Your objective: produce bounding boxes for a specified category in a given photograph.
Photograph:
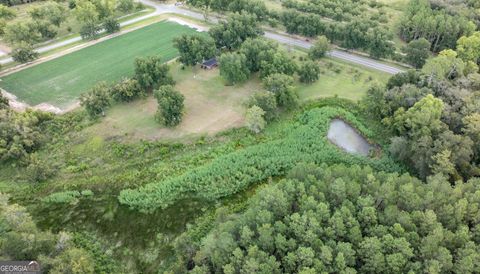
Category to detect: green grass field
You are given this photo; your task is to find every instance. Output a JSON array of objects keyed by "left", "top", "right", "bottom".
[
  {"left": 297, "top": 58, "right": 390, "bottom": 102},
  {"left": 0, "top": 21, "right": 198, "bottom": 109}
]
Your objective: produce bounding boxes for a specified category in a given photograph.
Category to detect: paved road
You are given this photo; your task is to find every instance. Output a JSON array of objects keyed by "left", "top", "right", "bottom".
[
  {"left": 149, "top": 0, "right": 405, "bottom": 74},
  {"left": 0, "top": 0, "right": 406, "bottom": 74}
]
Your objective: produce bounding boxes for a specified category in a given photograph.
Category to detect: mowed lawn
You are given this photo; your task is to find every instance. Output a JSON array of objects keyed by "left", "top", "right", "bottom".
[{"left": 0, "top": 21, "right": 198, "bottom": 109}]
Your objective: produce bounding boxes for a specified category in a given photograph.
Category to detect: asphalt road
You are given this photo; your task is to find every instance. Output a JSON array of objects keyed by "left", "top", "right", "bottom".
[{"left": 0, "top": 0, "right": 406, "bottom": 74}]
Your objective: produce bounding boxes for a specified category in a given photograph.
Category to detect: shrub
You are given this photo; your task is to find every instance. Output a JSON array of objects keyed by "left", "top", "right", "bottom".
[
  {"left": 110, "top": 78, "right": 142, "bottom": 102},
  {"left": 42, "top": 191, "right": 81, "bottom": 204},
  {"left": 247, "top": 91, "right": 278, "bottom": 121},
  {"left": 0, "top": 92, "right": 8, "bottom": 109},
  {"left": 80, "top": 22, "right": 100, "bottom": 40},
  {"left": 245, "top": 105, "right": 265, "bottom": 134},
  {"left": 79, "top": 82, "right": 111, "bottom": 118},
  {"left": 103, "top": 17, "right": 120, "bottom": 34},
  {"left": 11, "top": 43, "right": 38, "bottom": 63},
  {"left": 25, "top": 153, "right": 55, "bottom": 183},
  {"left": 81, "top": 190, "right": 93, "bottom": 197}
]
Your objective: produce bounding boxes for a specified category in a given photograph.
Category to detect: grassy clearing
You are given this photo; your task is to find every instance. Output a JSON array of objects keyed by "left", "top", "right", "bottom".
[
  {"left": 297, "top": 57, "right": 391, "bottom": 102},
  {"left": 84, "top": 62, "right": 259, "bottom": 141},
  {"left": 84, "top": 52, "right": 389, "bottom": 141},
  {"left": 0, "top": 21, "right": 198, "bottom": 109}
]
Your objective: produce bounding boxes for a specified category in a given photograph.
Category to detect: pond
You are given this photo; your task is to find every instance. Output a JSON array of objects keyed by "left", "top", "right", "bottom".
[{"left": 327, "top": 119, "right": 371, "bottom": 156}]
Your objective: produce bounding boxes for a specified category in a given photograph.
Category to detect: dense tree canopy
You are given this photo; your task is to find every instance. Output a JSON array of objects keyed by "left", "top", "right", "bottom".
[
  {"left": 363, "top": 67, "right": 480, "bottom": 180},
  {"left": 404, "top": 38, "right": 431, "bottom": 68},
  {"left": 263, "top": 73, "right": 298, "bottom": 108},
  {"left": 456, "top": 32, "right": 480, "bottom": 65},
  {"left": 179, "top": 163, "right": 480, "bottom": 273},
  {"left": 219, "top": 52, "right": 250, "bottom": 85},
  {"left": 134, "top": 55, "right": 174, "bottom": 92},
  {"left": 399, "top": 0, "right": 476, "bottom": 53},
  {"left": 0, "top": 193, "right": 116, "bottom": 273},
  {"left": 187, "top": 0, "right": 268, "bottom": 19},
  {"left": 209, "top": 12, "right": 262, "bottom": 50},
  {"left": 173, "top": 34, "right": 216, "bottom": 66},
  {"left": 0, "top": 109, "right": 50, "bottom": 162}
]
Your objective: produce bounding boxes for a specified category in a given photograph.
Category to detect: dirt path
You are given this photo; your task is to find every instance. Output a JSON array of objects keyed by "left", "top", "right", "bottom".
[{"left": 1, "top": 88, "right": 64, "bottom": 113}]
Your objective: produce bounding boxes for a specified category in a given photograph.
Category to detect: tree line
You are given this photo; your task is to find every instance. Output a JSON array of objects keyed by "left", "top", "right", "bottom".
[
  {"left": 1, "top": 0, "right": 138, "bottom": 64},
  {"left": 399, "top": 0, "right": 476, "bottom": 53}
]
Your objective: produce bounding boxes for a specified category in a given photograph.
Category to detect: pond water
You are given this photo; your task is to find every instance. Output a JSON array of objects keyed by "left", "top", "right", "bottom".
[{"left": 327, "top": 119, "right": 371, "bottom": 156}]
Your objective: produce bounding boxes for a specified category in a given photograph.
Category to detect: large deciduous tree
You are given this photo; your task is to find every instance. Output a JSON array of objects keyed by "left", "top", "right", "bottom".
[
  {"left": 134, "top": 56, "right": 174, "bottom": 92},
  {"left": 239, "top": 37, "right": 278, "bottom": 72},
  {"left": 110, "top": 77, "right": 142, "bottom": 102},
  {"left": 103, "top": 17, "right": 120, "bottom": 34},
  {"left": 209, "top": 12, "right": 262, "bottom": 50},
  {"left": 298, "top": 60, "right": 320, "bottom": 83},
  {"left": 308, "top": 35, "right": 330, "bottom": 60},
  {"left": 404, "top": 38, "right": 431, "bottom": 68},
  {"left": 456, "top": 32, "right": 480, "bottom": 65},
  {"left": 366, "top": 27, "right": 395, "bottom": 59},
  {"left": 247, "top": 91, "right": 277, "bottom": 121},
  {"left": 154, "top": 85, "right": 184, "bottom": 127},
  {"left": 173, "top": 34, "right": 216, "bottom": 66},
  {"left": 263, "top": 73, "right": 298, "bottom": 108},
  {"left": 4, "top": 20, "right": 41, "bottom": 45},
  {"left": 80, "top": 82, "right": 111, "bottom": 118},
  {"left": 259, "top": 50, "right": 297, "bottom": 78},
  {"left": 219, "top": 52, "right": 250, "bottom": 85},
  {"left": 245, "top": 105, "right": 265, "bottom": 134},
  {"left": 29, "top": 1, "right": 67, "bottom": 27}
]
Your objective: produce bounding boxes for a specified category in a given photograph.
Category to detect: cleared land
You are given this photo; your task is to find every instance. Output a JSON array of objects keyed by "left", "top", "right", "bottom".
[
  {"left": 84, "top": 56, "right": 388, "bottom": 141},
  {"left": 297, "top": 58, "right": 390, "bottom": 101},
  {"left": 0, "top": 21, "right": 198, "bottom": 109},
  {"left": 83, "top": 63, "right": 258, "bottom": 141}
]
